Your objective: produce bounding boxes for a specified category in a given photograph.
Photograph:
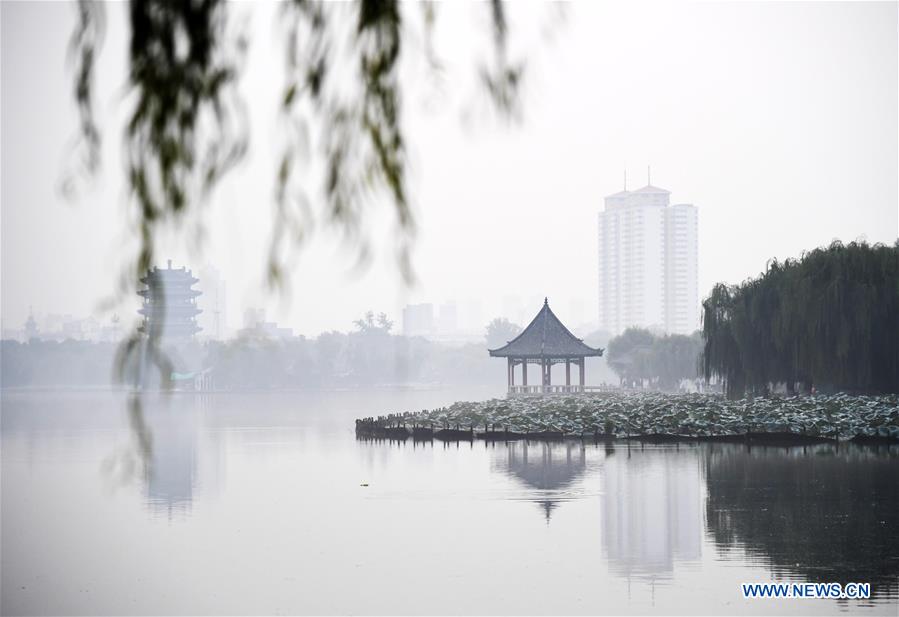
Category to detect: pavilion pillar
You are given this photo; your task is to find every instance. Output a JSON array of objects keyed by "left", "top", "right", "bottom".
[
  {"left": 522, "top": 359, "right": 528, "bottom": 387},
  {"left": 507, "top": 357, "right": 512, "bottom": 391},
  {"left": 579, "top": 358, "right": 585, "bottom": 388},
  {"left": 510, "top": 359, "right": 515, "bottom": 387},
  {"left": 565, "top": 360, "right": 571, "bottom": 387}
]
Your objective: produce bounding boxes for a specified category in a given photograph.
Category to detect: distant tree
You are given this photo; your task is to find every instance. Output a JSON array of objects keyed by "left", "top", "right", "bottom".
[
  {"left": 606, "top": 328, "right": 702, "bottom": 389},
  {"left": 353, "top": 311, "right": 393, "bottom": 334},
  {"left": 651, "top": 332, "right": 703, "bottom": 390},
  {"left": 314, "top": 330, "right": 347, "bottom": 383},
  {"left": 485, "top": 317, "right": 522, "bottom": 350},
  {"left": 606, "top": 328, "right": 656, "bottom": 386},
  {"left": 376, "top": 313, "right": 394, "bottom": 333}
]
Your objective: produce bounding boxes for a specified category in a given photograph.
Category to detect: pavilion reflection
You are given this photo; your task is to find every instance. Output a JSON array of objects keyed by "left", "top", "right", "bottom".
[
  {"left": 599, "top": 443, "right": 703, "bottom": 579},
  {"left": 492, "top": 440, "right": 589, "bottom": 521}
]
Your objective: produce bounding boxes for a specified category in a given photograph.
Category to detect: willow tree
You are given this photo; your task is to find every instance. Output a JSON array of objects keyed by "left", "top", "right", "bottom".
[
  {"left": 702, "top": 240, "right": 899, "bottom": 398},
  {"left": 68, "top": 0, "right": 553, "bottom": 383}
]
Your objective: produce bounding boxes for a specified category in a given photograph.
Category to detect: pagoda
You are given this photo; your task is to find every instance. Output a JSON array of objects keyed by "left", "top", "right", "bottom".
[
  {"left": 138, "top": 260, "right": 202, "bottom": 339},
  {"left": 489, "top": 298, "right": 603, "bottom": 395}
]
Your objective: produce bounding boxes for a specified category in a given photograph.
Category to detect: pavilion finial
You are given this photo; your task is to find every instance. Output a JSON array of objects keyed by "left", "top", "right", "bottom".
[{"left": 544, "top": 297, "right": 548, "bottom": 306}]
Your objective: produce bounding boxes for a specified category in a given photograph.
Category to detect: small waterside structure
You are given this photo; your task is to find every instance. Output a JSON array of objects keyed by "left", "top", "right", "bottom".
[{"left": 489, "top": 299, "right": 604, "bottom": 395}]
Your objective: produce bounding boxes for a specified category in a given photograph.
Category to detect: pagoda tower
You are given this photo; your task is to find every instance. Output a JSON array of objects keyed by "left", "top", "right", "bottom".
[{"left": 138, "top": 260, "right": 202, "bottom": 339}]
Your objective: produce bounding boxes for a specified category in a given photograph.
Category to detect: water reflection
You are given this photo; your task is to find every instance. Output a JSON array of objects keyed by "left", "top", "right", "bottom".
[
  {"left": 3, "top": 392, "right": 898, "bottom": 614},
  {"left": 121, "top": 397, "right": 899, "bottom": 598},
  {"left": 484, "top": 438, "right": 898, "bottom": 598},
  {"left": 492, "top": 441, "right": 588, "bottom": 520},
  {"left": 704, "top": 443, "right": 899, "bottom": 598},
  {"left": 600, "top": 443, "right": 702, "bottom": 579},
  {"left": 144, "top": 403, "right": 197, "bottom": 516}
]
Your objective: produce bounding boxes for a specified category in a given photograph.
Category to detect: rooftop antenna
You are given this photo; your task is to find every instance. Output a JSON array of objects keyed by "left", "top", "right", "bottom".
[{"left": 623, "top": 168, "right": 627, "bottom": 191}]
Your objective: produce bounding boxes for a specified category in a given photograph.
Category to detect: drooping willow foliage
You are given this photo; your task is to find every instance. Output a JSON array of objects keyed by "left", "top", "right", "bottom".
[
  {"left": 68, "top": 0, "right": 539, "bottom": 386},
  {"left": 69, "top": 0, "right": 529, "bottom": 292},
  {"left": 702, "top": 241, "right": 899, "bottom": 398}
]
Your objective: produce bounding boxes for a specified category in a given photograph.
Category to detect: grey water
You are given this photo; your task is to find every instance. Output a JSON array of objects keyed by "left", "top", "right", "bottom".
[{"left": 2, "top": 389, "right": 897, "bottom": 616}]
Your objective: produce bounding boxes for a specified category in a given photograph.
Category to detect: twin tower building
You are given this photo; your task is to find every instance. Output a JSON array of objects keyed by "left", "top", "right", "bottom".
[{"left": 597, "top": 177, "right": 699, "bottom": 336}]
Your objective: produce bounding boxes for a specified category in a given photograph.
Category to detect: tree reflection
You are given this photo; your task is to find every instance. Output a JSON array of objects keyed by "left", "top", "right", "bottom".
[{"left": 704, "top": 443, "right": 899, "bottom": 596}]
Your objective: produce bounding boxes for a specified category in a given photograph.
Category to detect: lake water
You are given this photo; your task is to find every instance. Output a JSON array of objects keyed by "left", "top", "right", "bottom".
[{"left": 2, "top": 389, "right": 897, "bottom": 615}]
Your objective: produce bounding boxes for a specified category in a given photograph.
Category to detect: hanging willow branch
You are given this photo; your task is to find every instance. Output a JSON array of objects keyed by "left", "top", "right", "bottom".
[
  {"left": 68, "top": 0, "right": 530, "bottom": 386},
  {"left": 70, "top": 0, "right": 523, "bottom": 294},
  {"left": 62, "top": 0, "right": 105, "bottom": 197},
  {"left": 702, "top": 240, "right": 899, "bottom": 398}
]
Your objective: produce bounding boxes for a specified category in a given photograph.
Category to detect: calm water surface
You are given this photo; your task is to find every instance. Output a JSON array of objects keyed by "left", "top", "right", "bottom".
[{"left": 2, "top": 389, "right": 897, "bottom": 615}]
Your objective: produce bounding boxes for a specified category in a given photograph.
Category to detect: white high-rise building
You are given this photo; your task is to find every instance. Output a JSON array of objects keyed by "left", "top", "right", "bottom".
[
  {"left": 664, "top": 203, "right": 700, "bottom": 335},
  {"left": 597, "top": 179, "right": 698, "bottom": 335}
]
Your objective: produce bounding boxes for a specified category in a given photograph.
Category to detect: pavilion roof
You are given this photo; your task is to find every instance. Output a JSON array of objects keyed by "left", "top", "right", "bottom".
[{"left": 488, "top": 299, "right": 603, "bottom": 358}]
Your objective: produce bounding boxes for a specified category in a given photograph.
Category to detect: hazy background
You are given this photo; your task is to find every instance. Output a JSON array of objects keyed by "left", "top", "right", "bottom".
[{"left": 2, "top": 1, "right": 897, "bottom": 337}]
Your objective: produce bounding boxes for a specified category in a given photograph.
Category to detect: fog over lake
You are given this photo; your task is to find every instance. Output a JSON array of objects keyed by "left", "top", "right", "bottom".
[
  {"left": 3, "top": 389, "right": 897, "bottom": 615},
  {"left": 2, "top": 1, "right": 898, "bottom": 615}
]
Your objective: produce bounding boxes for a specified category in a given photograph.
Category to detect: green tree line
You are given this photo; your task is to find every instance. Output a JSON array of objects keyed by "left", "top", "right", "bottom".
[
  {"left": 606, "top": 328, "right": 703, "bottom": 390},
  {"left": 702, "top": 240, "right": 899, "bottom": 398}
]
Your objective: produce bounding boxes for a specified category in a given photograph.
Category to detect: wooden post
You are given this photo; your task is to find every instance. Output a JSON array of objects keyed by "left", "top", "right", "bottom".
[
  {"left": 579, "top": 358, "right": 585, "bottom": 388},
  {"left": 565, "top": 360, "right": 571, "bottom": 387},
  {"left": 507, "top": 357, "right": 512, "bottom": 391},
  {"left": 510, "top": 359, "right": 515, "bottom": 387},
  {"left": 522, "top": 359, "right": 528, "bottom": 387}
]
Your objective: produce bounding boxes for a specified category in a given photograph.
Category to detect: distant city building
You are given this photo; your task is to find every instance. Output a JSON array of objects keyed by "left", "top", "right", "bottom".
[
  {"left": 402, "top": 303, "right": 434, "bottom": 337},
  {"left": 138, "top": 260, "right": 202, "bottom": 339},
  {"left": 97, "top": 314, "right": 123, "bottom": 343},
  {"left": 239, "top": 308, "right": 293, "bottom": 340},
  {"left": 437, "top": 301, "right": 458, "bottom": 334},
  {"left": 24, "top": 309, "right": 38, "bottom": 340},
  {"left": 597, "top": 175, "right": 698, "bottom": 335},
  {"left": 198, "top": 265, "right": 228, "bottom": 339},
  {"left": 243, "top": 308, "right": 265, "bottom": 329},
  {"left": 4, "top": 309, "right": 123, "bottom": 343}
]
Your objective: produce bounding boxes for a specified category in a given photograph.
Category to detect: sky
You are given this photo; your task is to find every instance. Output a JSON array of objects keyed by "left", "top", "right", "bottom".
[{"left": 2, "top": 1, "right": 897, "bottom": 338}]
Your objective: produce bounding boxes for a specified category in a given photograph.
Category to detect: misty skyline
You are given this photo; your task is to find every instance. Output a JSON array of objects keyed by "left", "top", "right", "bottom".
[{"left": 2, "top": 1, "right": 897, "bottom": 338}]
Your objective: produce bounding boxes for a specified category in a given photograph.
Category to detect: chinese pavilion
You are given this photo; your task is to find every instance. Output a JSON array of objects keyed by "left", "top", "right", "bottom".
[
  {"left": 489, "top": 298, "right": 603, "bottom": 395},
  {"left": 138, "top": 260, "right": 202, "bottom": 339}
]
